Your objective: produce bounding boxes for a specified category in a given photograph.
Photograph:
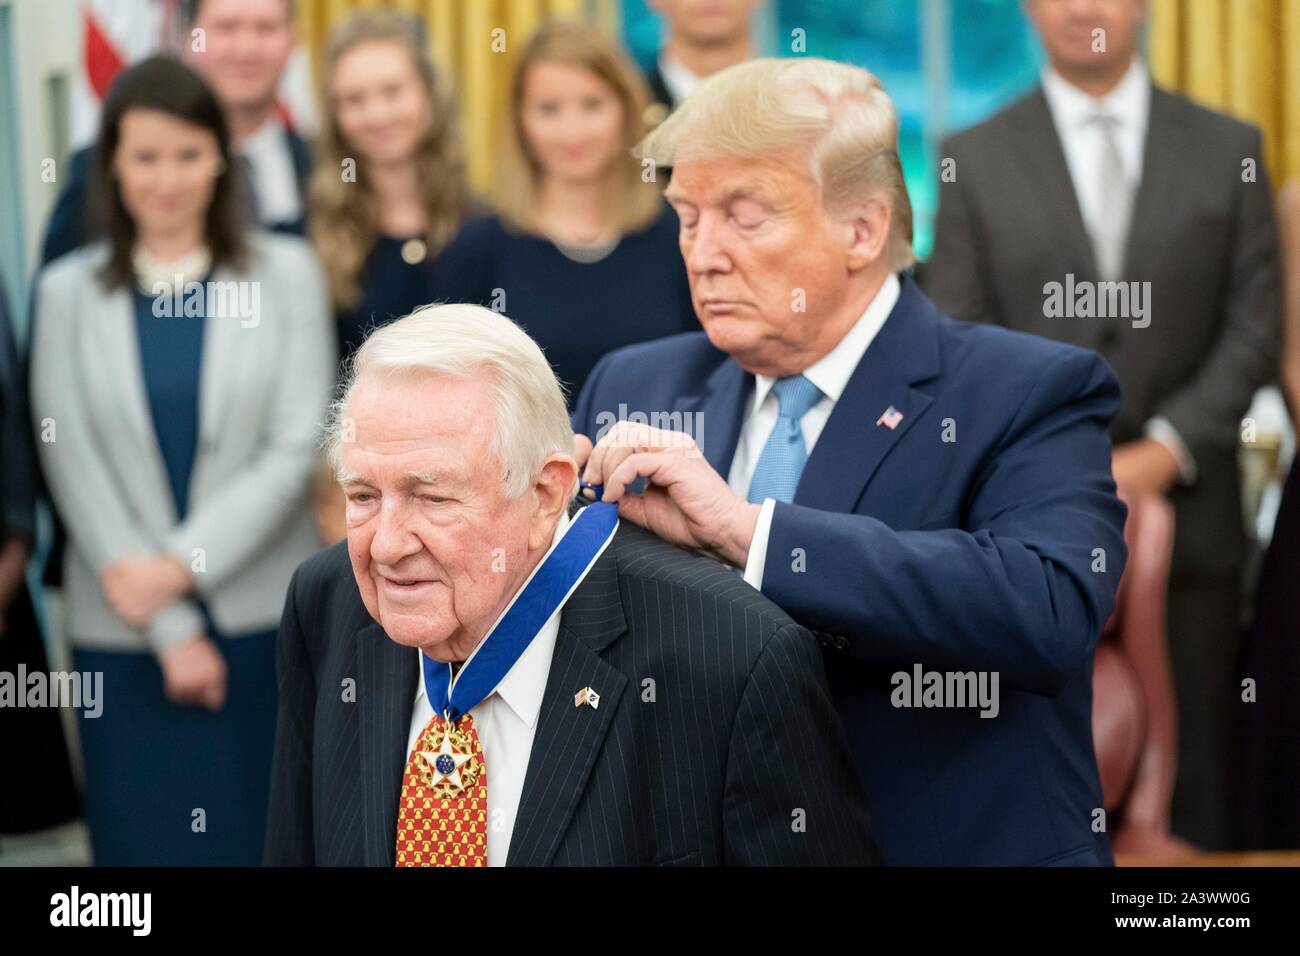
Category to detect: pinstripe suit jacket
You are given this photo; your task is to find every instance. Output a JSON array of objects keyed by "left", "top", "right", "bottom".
[{"left": 264, "top": 515, "right": 876, "bottom": 866}]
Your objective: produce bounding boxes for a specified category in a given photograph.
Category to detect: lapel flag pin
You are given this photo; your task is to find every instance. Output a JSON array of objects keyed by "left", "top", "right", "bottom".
[
  {"left": 876, "top": 405, "right": 904, "bottom": 430},
  {"left": 574, "top": 687, "right": 601, "bottom": 710}
]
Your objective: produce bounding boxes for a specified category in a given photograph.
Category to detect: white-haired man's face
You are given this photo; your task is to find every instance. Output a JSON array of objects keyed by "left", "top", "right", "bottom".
[
  {"left": 339, "top": 371, "right": 575, "bottom": 661},
  {"left": 665, "top": 152, "right": 889, "bottom": 378}
]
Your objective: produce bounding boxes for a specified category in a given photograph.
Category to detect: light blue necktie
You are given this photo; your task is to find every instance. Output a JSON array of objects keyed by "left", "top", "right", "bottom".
[{"left": 746, "top": 374, "right": 823, "bottom": 504}]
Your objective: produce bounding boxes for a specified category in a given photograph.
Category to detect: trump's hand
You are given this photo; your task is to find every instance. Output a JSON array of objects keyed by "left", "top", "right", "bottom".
[{"left": 581, "top": 421, "right": 760, "bottom": 567}]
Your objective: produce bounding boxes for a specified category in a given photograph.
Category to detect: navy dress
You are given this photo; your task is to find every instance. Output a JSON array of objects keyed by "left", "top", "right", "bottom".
[
  {"left": 337, "top": 234, "right": 448, "bottom": 364},
  {"left": 438, "top": 203, "right": 698, "bottom": 401},
  {"left": 71, "top": 285, "right": 278, "bottom": 866}
]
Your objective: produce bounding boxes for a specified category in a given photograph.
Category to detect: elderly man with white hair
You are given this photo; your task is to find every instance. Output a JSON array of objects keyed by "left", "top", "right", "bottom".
[
  {"left": 263, "top": 302, "right": 875, "bottom": 866},
  {"left": 573, "top": 58, "right": 1128, "bottom": 866}
]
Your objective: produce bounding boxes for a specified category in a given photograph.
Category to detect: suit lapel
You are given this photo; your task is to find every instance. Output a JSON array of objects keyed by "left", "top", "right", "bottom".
[
  {"left": 285, "top": 127, "right": 313, "bottom": 197},
  {"left": 675, "top": 357, "right": 751, "bottom": 477},
  {"left": 795, "top": 277, "right": 940, "bottom": 513},
  {"left": 1123, "top": 87, "right": 1187, "bottom": 277},
  {"left": 1010, "top": 88, "right": 1100, "bottom": 281},
  {"left": 356, "top": 618, "right": 418, "bottom": 866},
  {"left": 507, "top": 542, "right": 628, "bottom": 866}
]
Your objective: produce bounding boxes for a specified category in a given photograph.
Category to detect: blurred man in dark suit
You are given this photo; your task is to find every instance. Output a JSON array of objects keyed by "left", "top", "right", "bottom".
[
  {"left": 42, "top": 0, "right": 309, "bottom": 266},
  {"left": 574, "top": 57, "right": 1127, "bottom": 865},
  {"left": 924, "top": 0, "right": 1282, "bottom": 848},
  {"left": 641, "top": 0, "right": 760, "bottom": 127}
]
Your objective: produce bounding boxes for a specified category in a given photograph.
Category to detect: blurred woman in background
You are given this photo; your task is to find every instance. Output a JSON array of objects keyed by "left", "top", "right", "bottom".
[
  {"left": 29, "top": 57, "right": 335, "bottom": 865},
  {"left": 439, "top": 19, "right": 697, "bottom": 401},
  {"left": 310, "top": 10, "right": 472, "bottom": 364}
]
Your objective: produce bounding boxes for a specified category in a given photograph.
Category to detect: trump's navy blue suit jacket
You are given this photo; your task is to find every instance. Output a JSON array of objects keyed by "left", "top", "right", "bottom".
[{"left": 572, "top": 274, "right": 1128, "bottom": 866}]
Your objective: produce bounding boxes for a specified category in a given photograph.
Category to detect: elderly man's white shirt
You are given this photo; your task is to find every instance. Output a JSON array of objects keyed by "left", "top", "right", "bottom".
[{"left": 405, "top": 509, "right": 570, "bottom": 866}]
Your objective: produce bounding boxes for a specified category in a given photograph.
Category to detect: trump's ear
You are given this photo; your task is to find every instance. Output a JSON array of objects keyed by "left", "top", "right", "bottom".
[
  {"left": 529, "top": 454, "right": 580, "bottom": 550},
  {"left": 840, "top": 197, "right": 891, "bottom": 272}
]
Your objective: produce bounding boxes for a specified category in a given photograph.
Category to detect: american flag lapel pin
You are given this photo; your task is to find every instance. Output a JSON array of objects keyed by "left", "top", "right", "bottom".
[
  {"left": 574, "top": 687, "right": 600, "bottom": 709},
  {"left": 876, "top": 405, "right": 904, "bottom": 429}
]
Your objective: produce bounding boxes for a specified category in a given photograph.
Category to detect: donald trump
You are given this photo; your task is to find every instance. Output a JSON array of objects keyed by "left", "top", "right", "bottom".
[{"left": 573, "top": 58, "right": 1128, "bottom": 865}]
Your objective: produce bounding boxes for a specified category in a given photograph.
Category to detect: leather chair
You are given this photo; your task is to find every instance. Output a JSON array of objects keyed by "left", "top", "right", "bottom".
[{"left": 1092, "top": 489, "right": 1195, "bottom": 857}]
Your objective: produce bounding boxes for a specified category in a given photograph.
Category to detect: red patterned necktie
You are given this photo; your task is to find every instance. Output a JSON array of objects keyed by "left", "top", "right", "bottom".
[{"left": 394, "top": 710, "right": 488, "bottom": 866}]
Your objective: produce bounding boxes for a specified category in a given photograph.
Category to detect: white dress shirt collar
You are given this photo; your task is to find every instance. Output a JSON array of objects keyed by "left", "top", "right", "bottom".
[
  {"left": 1041, "top": 56, "right": 1151, "bottom": 144},
  {"left": 237, "top": 113, "right": 286, "bottom": 157},
  {"left": 412, "top": 508, "right": 571, "bottom": 729},
  {"left": 749, "top": 271, "right": 901, "bottom": 416},
  {"left": 235, "top": 113, "right": 303, "bottom": 224},
  {"left": 657, "top": 50, "right": 701, "bottom": 106}
]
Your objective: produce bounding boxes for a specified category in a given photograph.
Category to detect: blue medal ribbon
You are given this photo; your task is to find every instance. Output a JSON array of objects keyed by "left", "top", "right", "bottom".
[{"left": 422, "top": 500, "right": 619, "bottom": 722}]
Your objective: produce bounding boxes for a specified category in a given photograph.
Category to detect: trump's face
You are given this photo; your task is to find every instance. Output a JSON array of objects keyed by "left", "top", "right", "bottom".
[
  {"left": 665, "top": 153, "right": 863, "bottom": 378},
  {"left": 340, "top": 371, "right": 563, "bottom": 662}
]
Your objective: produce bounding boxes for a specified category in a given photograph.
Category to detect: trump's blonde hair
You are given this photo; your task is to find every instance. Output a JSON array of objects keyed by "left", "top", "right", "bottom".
[
  {"left": 637, "top": 57, "right": 915, "bottom": 271},
  {"left": 325, "top": 303, "right": 574, "bottom": 500}
]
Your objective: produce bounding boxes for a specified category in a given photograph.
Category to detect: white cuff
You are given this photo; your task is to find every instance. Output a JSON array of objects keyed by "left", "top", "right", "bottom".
[
  {"left": 742, "top": 498, "right": 777, "bottom": 591},
  {"left": 1145, "top": 416, "right": 1197, "bottom": 485}
]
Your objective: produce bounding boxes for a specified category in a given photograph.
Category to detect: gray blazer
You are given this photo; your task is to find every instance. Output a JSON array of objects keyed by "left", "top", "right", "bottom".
[
  {"left": 30, "top": 233, "right": 337, "bottom": 654},
  {"left": 923, "top": 83, "right": 1282, "bottom": 581}
]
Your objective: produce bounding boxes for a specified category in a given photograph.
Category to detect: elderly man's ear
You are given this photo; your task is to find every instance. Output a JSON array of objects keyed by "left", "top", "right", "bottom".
[
  {"left": 529, "top": 454, "right": 581, "bottom": 551},
  {"left": 839, "top": 198, "right": 892, "bottom": 272}
]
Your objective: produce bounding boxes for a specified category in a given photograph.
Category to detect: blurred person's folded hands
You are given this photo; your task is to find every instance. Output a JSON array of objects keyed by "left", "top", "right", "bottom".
[
  {"left": 102, "top": 554, "right": 192, "bottom": 628},
  {"left": 160, "top": 635, "right": 227, "bottom": 711}
]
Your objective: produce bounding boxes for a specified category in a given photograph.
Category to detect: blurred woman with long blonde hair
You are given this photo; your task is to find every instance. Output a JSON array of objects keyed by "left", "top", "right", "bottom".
[
  {"left": 310, "top": 10, "right": 472, "bottom": 361},
  {"left": 439, "top": 19, "right": 696, "bottom": 400}
]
